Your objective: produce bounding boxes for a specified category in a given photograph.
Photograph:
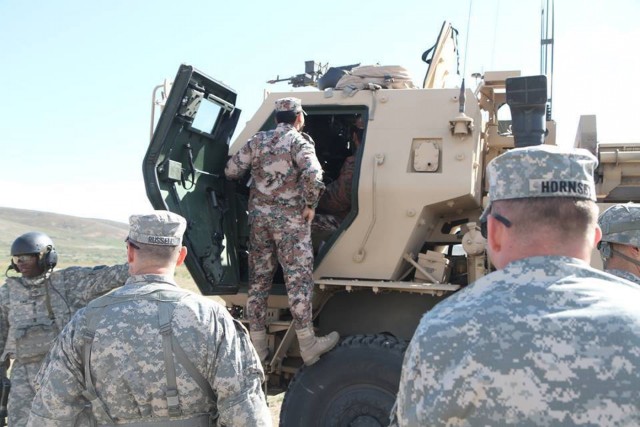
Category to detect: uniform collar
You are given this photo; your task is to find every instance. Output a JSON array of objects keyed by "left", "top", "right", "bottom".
[{"left": 125, "top": 274, "right": 178, "bottom": 287}]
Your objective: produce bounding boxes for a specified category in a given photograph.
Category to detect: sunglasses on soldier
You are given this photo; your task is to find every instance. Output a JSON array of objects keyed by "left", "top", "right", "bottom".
[
  {"left": 12, "top": 254, "right": 37, "bottom": 264},
  {"left": 480, "top": 213, "right": 513, "bottom": 239},
  {"left": 125, "top": 237, "right": 141, "bottom": 250}
]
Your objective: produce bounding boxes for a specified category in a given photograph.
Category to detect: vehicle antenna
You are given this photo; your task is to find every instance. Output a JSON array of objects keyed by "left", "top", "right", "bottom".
[
  {"left": 458, "top": 0, "right": 473, "bottom": 114},
  {"left": 540, "top": 0, "right": 555, "bottom": 120},
  {"left": 462, "top": 0, "right": 473, "bottom": 81},
  {"left": 490, "top": 0, "right": 501, "bottom": 70}
]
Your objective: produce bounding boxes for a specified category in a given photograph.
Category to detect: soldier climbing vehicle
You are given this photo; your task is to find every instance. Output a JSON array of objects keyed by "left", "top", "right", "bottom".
[{"left": 143, "top": 19, "right": 640, "bottom": 426}]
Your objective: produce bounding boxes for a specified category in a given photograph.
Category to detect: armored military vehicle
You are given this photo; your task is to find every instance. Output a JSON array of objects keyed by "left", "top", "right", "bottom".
[{"left": 143, "top": 20, "right": 639, "bottom": 426}]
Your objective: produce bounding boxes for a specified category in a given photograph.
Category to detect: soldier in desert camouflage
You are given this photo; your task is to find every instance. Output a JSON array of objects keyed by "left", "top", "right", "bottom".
[
  {"left": 0, "top": 231, "right": 128, "bottom": 427},
  {"left": 313, "top": 115, "right": 364, "bottom": 235},
  {"left": 225, "top": 97, "right": 339, "bottom": 366},
  {"left": 391, "top": 145, "right": 640, "bottom": 426},
  {"left": 27, "top": 211, "right": 270, "bottom": 426},
  {"left": 597, "top": 202, "right": 640, "bottom": 284}
]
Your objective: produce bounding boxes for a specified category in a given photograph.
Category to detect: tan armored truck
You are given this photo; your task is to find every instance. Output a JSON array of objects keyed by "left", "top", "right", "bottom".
[{"left": 143, "top": 22, "right": 639, "bottom": 426}]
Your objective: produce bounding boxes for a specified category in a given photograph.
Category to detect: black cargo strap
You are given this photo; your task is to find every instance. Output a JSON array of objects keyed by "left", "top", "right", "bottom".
[
  {"left": 82, "top": 306, "right": 115, "bottom": 425},
  {"left": 180, "top": 143, "right": 196, "bottom": 190}
]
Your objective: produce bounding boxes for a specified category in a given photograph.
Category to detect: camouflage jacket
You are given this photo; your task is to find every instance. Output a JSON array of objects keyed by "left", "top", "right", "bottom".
[
  {"left": 225, "top": 122, "right": 324, "bottom": 218},
  {"left": 605, "top": 268, "right": 640, "bottom": 285},
  {"left": 391, "top": 256, "right": 640, "bottom": 426},
  {"left": 27, "top": 274, "right": 271, "bottom": 427},
  {"left": 317, "top": 155, "right": 355, "bottom": 220},
  {"left": 0, "top": 264, "right": 128, "bottom": 364}
]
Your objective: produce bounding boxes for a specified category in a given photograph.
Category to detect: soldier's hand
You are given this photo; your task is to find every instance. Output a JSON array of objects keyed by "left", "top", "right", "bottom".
[{"left": 303, "top": 206, "right": 315, "bottom": 223}]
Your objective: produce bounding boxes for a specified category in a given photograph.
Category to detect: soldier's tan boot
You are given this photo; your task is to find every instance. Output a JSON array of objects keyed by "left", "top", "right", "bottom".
[
  {"left": 250, "top": 330, "right": 269, "bottom": 363},
  {"left": 295, "top": 325, "right": 339, "bottom": 366}
]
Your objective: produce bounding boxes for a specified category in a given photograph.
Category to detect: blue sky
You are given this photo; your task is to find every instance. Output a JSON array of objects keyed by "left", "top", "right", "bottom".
[{"left": 1, "top": 0, "right": 638, "bottom": 223}]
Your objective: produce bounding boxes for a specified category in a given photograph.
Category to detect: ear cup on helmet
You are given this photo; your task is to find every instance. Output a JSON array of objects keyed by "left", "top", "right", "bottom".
[
  {"left": 40, "top": 245, "right": 58, "bottom": 271},
  {"left": 598, "top": 241, "right": 612, "bottom": 258}
]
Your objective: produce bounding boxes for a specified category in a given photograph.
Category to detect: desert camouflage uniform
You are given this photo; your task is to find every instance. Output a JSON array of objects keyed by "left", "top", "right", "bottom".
[
  {"left": 391, "top": 256, "right": 640, "bottom": 426},
  {"left": 27, "top": 274, "right": 270, "bottom": 426},
  {"left": 313, "top": 155, "right": 355, "bottom": 234},
  {"left": 0, "top": 264, "right": 128, "bottom": 427},
  {"left": 311, "top": 214, "right": 342, "bottom": 234},
  {"left": 318, "top": 155, "right": 355, "bottom": 219},
  {"left": 225, "top": 121, "right": 324, "bottom": 331}
]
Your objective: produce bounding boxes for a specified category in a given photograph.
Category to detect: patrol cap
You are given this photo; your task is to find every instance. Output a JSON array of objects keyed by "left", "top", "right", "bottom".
[
  {"left": 274, "top": 97, "right": 306, "bottom": 115},
  {"left": 480, "top": 145, "right": 597, "bottom": 221},
  {"left": 598, "top": 203, "right": 640, "bottom": 247},
  {"left": 128, "top": 210, "right": 186, "bottom": 246}
]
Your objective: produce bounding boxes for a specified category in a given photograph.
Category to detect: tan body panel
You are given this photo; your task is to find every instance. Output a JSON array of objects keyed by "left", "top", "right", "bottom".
[{"left": 232, "top": 88, "right": 483, "bottom": 281}]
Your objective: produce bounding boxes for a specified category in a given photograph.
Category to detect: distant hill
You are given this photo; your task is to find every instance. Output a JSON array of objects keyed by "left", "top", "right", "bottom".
[
  {"left": 0, "top": 207, "right": 199, "bottom": 292},
  {"left": 0, "top": 207, "right": 129, "bottom": 268}
]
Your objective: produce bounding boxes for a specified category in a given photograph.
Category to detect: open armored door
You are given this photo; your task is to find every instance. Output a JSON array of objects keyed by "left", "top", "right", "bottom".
[
  {"left": 422, "top": 21, "right": 460, "bottom": 89},
  {"left": 143, "top": 64, "right": 242, "bottom": 295}
]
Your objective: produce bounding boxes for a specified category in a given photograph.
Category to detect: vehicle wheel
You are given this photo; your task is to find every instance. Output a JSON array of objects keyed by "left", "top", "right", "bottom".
[{"left": 279, "top": 334, "right": 407, "bottom": 427}]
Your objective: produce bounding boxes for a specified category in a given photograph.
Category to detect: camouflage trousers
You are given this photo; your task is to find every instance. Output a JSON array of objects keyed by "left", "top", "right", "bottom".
[
  {"left": 7, "top": 359, "right": 41, "bottom": 427},
  {"left": 247, "top": 214, "right": 314, "bottom": 331},
  {"left": 7, "top": 358, "right": 93, "bottom": 426}
]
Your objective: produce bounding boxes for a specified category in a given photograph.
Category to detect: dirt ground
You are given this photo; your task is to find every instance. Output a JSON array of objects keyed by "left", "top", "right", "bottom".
[{"left": 268, "top": 393, "right": 284, "bottom": 425}]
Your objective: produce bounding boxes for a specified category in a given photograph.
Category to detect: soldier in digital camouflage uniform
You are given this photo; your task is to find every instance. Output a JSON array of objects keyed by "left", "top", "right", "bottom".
[
  {"left": 27, "top": 211, "right": 270, "bottom": 427},
  {"left": 225, "top": 97, "right": 339, "bottom": 366},
  {"left": 0, "top": 231, "right": 128, "bottom": 427},
  {"left": 597, "top": 203, "right": 640, "bottom": 284},
  {"left": 391, "top": 145, "right": 640, "bottom": 426},
  {"left": 313, "top": 115, "right": 364, "bottom": 234}
]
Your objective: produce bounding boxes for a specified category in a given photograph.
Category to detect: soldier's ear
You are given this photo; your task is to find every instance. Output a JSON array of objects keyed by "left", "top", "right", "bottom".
[
  {"left": 592, "top": 224, "right": 602, "bottom": 253},
  {"left": 487, "top": 215, "right": 503, "bottom": 247},
  {"left": 486, "top": 215, "right": 508, "bottom": 268},
  {"left": 127, "top": 245, "right": 136, "bottom": 264},
  {"left": 176, "top": 247, "right": 188, "bottom": 267}
]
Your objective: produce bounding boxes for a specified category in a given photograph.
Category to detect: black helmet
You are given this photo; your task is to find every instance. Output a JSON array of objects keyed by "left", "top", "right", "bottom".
[{"left": 10, "top": 232, "right": 58, "bottom": 271}]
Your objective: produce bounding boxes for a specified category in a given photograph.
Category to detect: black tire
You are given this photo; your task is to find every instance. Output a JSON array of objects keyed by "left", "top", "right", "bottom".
[{"left": 279, "top": 334, "right": 407, "bottom": 427}]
